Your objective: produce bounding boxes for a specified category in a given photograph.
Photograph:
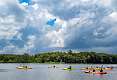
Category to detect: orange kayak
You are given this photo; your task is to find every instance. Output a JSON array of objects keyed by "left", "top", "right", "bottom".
[{"left": 104, "top": 68, "right": 112, "bottom": 70}]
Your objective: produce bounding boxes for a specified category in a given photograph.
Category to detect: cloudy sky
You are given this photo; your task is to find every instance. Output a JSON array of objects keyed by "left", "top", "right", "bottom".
[{"left": 0, "top": 0, "right": 117, "bottom": 54}]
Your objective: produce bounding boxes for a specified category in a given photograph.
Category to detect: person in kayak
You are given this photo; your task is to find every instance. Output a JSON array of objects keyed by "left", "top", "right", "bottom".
[
  {"left": 100, "top": 65, "right": 104, "bottom": 72},
  {"left": 92, "top": 69, "right": 95, "bottom": 72},
  {"left": 68, "top": 66, "right": 72, "bottom": 69},
  {"left": 86, "top": 67, "right": 88, "bottom": 69},
  {"left": 53, "top": 65, "right": 56, "bottom": 68},
  {"left": 100, "top": 68, "right": 103, "bottom": 72}
]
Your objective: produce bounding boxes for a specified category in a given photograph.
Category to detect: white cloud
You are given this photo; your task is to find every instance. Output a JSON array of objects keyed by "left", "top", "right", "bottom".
[
  {"left": 109, "top": 12, "right": 117, "bottom": 21},
  {"left": 0, "top": 0, "right": 117, "bottom": 53},
  {"left": 21, "top": 2, "right": 29, "bottom": 7},
  {"left": 24, "top": 35, "right": 36, "bottom": 50},
  {"left": 32, "top": 3, "right": 39, "bottom": 10},
  {"left": 45, "top": 30, "right": 64, "bottom": 48},
  {"left": 100, "top": 0, "right": 111, "bottom": 6},
  {"left": 0, "top": 15, "right": 25, "bottom": 39},
  {"left": 0, "top": 0, "right": 27, "bottom": 40}
]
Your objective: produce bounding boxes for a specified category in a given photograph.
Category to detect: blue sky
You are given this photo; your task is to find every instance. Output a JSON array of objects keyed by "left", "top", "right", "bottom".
[
  {"left": 19, "top": 0, "right": 31, "bottom": 4},
  {"left": 46, "top": 18, "right": 56, "bottom": 26},
  {"left": 0, "top": 0, "right": 117, "bottom": 54}
]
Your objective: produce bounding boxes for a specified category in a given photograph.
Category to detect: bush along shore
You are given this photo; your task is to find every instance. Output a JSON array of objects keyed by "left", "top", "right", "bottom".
[{"left": 0, "top": 50, "right": 117, "bottom": 64}]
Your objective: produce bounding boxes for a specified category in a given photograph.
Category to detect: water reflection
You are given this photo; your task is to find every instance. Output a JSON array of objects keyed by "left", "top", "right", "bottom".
[{"left": 0, "top": 69, "right": 9, "bottom": 72}]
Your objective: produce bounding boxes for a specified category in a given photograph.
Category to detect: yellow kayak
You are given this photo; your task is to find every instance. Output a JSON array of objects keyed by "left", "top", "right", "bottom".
[
  {"left": 63, "top": 68, "right": 75, "bottom": 70},
  {"left": 16, "top": 66, "right": 32, "bottom": 70}
]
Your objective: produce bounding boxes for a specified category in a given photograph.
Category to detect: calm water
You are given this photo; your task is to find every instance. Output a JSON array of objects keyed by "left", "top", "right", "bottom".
[{"left": 0, "top": 64, "right": 117, "bottom": 80}]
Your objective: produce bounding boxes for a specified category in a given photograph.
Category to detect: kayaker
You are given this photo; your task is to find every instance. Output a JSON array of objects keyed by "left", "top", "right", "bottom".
[
  {"left": 24, "top": 66, "right": 27, "bottom": 68},
  {"left": 96, "top": 66, "right": 98, "bottom": 68},
  {"left": 100, "top": 68, "right": 103, "bottom": 72},
  {"left": 53, "top": 65, "right": 56, "bottom": 68},
  {"left": 100, "top": 65, "right": 103, "bottom": 72},
  {"left": 86, "top": 67, "right": 88, "bottom": 69},
  {"left": 68, "top": 66, "right": 72, "bottom": 69},
  {"left": 92, "top": 69, "right": 95, "bottom": 72}
]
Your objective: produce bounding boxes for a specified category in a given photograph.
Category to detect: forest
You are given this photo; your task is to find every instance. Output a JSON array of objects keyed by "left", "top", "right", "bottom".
[{"left": 0, "top": 50, "right": 117, "bottom": 64}]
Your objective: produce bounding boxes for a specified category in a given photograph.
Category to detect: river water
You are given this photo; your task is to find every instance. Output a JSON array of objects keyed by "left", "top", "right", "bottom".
[{"left": 0, "top": 64, "right": 117, "bottom": 80}]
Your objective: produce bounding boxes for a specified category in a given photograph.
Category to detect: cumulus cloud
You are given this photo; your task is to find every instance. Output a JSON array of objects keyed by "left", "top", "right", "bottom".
[
  {"left": 24, "top": 35, "right": 36, "bottom": 51},
  {"left": 0, "top": 0, "right": 27, "bottom": 53},
  {"left": 0, "top": 0, "right": 27, "bottom": 40},
  {"left": 0, "top": 0, "right": 117, "bottom": 53}
]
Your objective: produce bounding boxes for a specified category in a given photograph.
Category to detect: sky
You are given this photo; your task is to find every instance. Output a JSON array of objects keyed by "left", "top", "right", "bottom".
[{"left": 0, "top": 0, "right": 117, "bottom": 54}]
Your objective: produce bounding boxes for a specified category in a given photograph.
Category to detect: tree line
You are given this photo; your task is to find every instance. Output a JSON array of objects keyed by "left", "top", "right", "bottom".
[{"left": 0, "top": 50, "right": 117, "bottom": 64}]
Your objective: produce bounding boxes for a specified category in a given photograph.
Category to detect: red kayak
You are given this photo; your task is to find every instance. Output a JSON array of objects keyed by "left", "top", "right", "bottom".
[
  {"left": 94, "top": 72, "right": 107, "bottom": 74},
  {"left": 84, "top": 71, "right": 107, "bottom": 74}
]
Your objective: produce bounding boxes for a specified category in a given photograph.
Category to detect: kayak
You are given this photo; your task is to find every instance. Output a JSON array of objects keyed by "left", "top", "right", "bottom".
[
  {"left": 63, "top": 68, "right": 75, "bottom": 70},
  {"left": 81, "top": 68, "right": 88, "bottom": 70},
  {"left": 81, "top": 67, "right": 112, "bottom": 70},
  {"left": 48, "top": 66, "right": 59, "bottom": 68},
  {"left": 16, "top": 66, "right": 32, "bottom": 69},
  {"left": 104, "top": 68, "right": 112, "bottom": 70},
  {"left": 84, "top": 71, "right": 107, "bottom": 74},
  {"left": 94, "top": 68, "right": 112, "bottom": 70},
  {"left": 63, "top": 68, "right": 71, "bottom": 70},
  {"left": 16, "top": 67, "right": 32, "bottom": 69},
  {"left": 94, "top": 72, "right": 107, "bottom": 74},
  {"left": 84, "top": 71, "right": 92, "bottom": 73}
]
